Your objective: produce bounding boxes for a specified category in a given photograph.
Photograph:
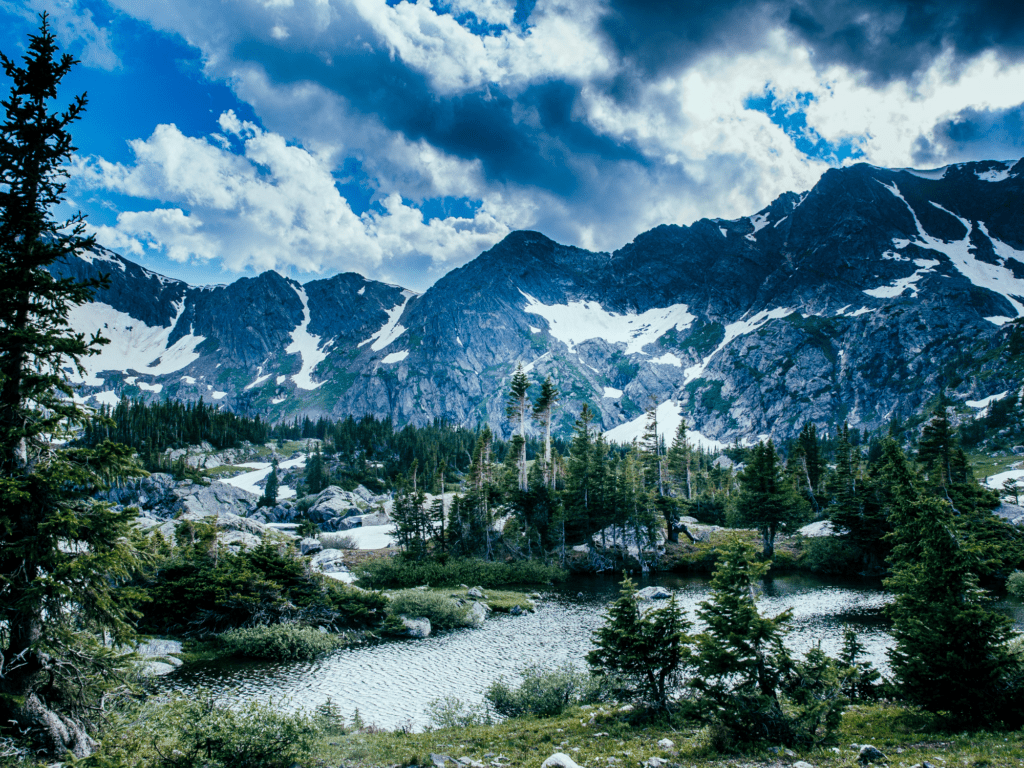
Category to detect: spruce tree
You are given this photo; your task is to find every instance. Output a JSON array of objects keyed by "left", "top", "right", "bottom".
[
  {"left": 735, "top": 441, "right": 807, "bottom": 559},
  {"left": 587, "top": 576, "right": 691, "bottom": 709},
  {"left": 505, "top": 364, "right": 531, "bottom": 492},
  {"left": 259, "top": 458, "right": 280, "bottom": 508},
  {"left": 0, "top": 17, "right": 145, "bottom": 757}
]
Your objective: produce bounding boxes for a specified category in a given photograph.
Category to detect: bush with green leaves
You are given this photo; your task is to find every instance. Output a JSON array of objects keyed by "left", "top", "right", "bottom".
[
  {"left": 485, "top": 663, "right": 610, "bottom": 718},
  {"left": 800, "top": 536, "right": 861, "bottom": 575},
  {"left": 385, "top": 590, "right": 473, "bottom": 630},
  {"left": 1008, "top": 570, "right": 1024, "bottom": 600},
  {"left": 319, "top": 531, "right": 358, "bottom": 549},
  {"left": 354, "top": 556, "right": 565, "bottom": 589},
  {"left": 146, "top": 693, "right": 320, "bottom": 768},
  {"left": 425, "top": 695, "right": 492, "bottom": 729},
  {"left": 219, "top": 624, "right": 346, "bottom": 661}
]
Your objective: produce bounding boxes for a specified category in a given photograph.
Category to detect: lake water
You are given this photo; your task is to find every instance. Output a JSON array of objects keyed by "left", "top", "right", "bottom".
[{"left": 155, "top": 573, "right": 1024, "bottom": 730}]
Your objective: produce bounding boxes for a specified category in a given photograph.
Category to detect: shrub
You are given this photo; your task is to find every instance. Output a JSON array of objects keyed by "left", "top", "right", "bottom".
[
  {"left": 354, "top": 556, "right": 566, "bottom": 589},
  {"left": 219, "top": 624, "right": 345, "bottom": 661},
  {"left": 800, "top": 536, "right": 861, "bottom": 575},
  {"left": 1008, "top": 570, "right": 1024, "bottom": 600},
  {"left": 485, "top": 663, "right": 611, "bottom": 718},
  {"left": 146, "top": 693, "right": 320, "bottom": 768},
  {"left": 424, "top": 695, "right": 491, "bottom": 729},
  {"left": 319, "top": 531, "right": 358, "bottom": 549},
  {"left": 385, "top": 590, "right": 472, "bottom": 630}
]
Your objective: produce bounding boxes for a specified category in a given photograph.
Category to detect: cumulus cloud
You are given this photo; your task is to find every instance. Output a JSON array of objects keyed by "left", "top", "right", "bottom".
[
  {"left": 72, "top": 112, "right": 509, "bottom": 289},
  {"left": 75, "top": 0, "right": 1024, "bottom": 288},
  {"left": 2, "top": 0, "right": 120, "bottom": 69}
]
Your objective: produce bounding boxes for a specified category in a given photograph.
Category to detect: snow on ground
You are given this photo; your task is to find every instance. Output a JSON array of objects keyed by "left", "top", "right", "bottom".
[
  {"left": 212, "top": 391, "right": 227, "bottom": 400},
  {"left": 966, "top": 391, "right": 1009, "bottom": 419},
  {"left": 718, "top": 226, "right": 727, "bottom": 237},
  {"left": 895, "top": 164, "right": 949, "bottom": 180},
  {"left": 381, "top": 350, "right": 409, "bottom": 364},
  {"left": 220, "top": 457, "right": 306, "bottom": 499},
  {"left": 343, "top": 523, "right": 397, "bottom": 550},
  {"left": 650, "top": 352, "right": 682, "bottom": 367},
  {"left": 78, "top": 248, "right": 126, "bottom": 270},
  {"left": 976, "top": 163, "right": 1012, "bottom": 183},
  {"left": 66, "top": 300, "right": 205, "bottom": 385},
  {"left": 603, "top": 386, "right": 623, "bottom": 399},
  {"left": 684, "top": 307, "right": 795, "bottom": 384},
  {"left": 985, "top": 468, "right": 1024, "bottom": 491},
  {"left": 863, "top": 258, "right": 939, "bottom": 299},
  {"left": 181, "top": 375, "right": 196, "bottom": 384},
  {"left": 873, "top": 181, "right": 1024, "bottom": 322},
  {"left": 92, "top": 391, "right": 121, "bottom": 406},
  {"left": 359, "top": 292, "right": 414, "bottom": 351},
  {"left": 749, "top": 211, "right": 770, "bottom": 234},
  {"left": 604, "top": 400, "right": 729, "bottom": 451},
  {"left": 285, "top": 285, "right": 329, "bottom": 390},
  {"left": 323, "top": 571, "right": 358, "bottom": 583},
  {"left": 138, "top": 381, "right": 163, "bottom": 393},
  {"left": 519, "top": 290, "right": 695, "bottom": 355}
]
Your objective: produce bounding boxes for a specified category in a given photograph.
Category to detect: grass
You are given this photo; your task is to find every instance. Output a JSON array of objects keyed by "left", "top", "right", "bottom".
[
  {"left": 306, "top": 702, "right": 1024, "bottom": 768},
  {"left": 967, "top": 449, "right": 1022, "bottom": 484},
  {"left": 353, "top": 556, "right": 567, "bottom": 589}
]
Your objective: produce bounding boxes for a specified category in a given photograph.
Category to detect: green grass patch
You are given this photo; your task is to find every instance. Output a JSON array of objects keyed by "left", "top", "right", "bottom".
[
  {"left": 219, "top": 624, "right": 349, "bottom": 661},
  {"left": 353, "top": 557, "right": 567, "bottom": 590},
  {"left": 384, "top": 589, "right": 474, "bottom": 630}
]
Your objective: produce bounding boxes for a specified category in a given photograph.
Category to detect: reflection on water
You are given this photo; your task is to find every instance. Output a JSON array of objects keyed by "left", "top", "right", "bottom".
[{"left": 155, "top": 573, "right": 1022, "bottom": 731}]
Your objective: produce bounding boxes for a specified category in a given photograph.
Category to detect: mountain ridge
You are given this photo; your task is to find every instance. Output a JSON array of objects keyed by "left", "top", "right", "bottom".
[{"left": 57, "top": 158, "right": 1024, "bottom": 444}]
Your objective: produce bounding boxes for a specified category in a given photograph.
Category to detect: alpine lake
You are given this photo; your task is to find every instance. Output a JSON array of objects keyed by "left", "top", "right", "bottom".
[{"left": 154, "top": 573, "right": 1024, "bottom": 730}]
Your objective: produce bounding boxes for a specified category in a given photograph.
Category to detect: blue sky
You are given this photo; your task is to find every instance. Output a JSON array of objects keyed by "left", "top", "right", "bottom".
[{"left": 2, "top": 0, "right": 1023, "bottom": 291}]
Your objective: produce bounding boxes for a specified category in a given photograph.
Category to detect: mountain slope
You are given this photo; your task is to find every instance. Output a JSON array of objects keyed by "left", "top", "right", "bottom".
[{"left": 59, "top": 158, "right": 1024, "bottom": 443}]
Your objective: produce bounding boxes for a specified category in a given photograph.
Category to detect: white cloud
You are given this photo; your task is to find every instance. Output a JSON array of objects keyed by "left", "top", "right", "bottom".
[
  {"left": 3, "top": 0, "right": 121, "bottom": 70},
  {"left": 72, "top": 113, "right": 508, "bottom": 288}
]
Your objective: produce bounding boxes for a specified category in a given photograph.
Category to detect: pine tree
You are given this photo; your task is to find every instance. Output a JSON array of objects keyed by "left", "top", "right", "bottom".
[
  {"left": 917, "top": 405, "right": 954, "bottom": 491},
  {"left": 587, "top": 576, "right": 691, "bottom": 709},
  {"left": 0, "top": 17, "right": 145, "bottom": 757},
  {"left": 505, "top": 364, "right": 531, "bottom": 492},
  {"left": 532, "top": 376, "right": 559, "bottom": 487},
  {"left": 259, "top": 458, "right": 280, "bottom": 508},
  {"left": 305, "top": 445, "right": 329, "bottom": 495},
  {"left": 735, "top": 441, "right": 808, "bottom": 559},
  {"left": 694, "top": 538, "right": 795, "bottom": 743}
]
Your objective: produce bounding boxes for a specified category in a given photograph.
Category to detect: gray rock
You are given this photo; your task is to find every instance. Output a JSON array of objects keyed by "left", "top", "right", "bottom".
[
  {"left": 637, "top": 586, "right": 671, "bottom": 600},
  {"left": 430, "top": 754, "right": 453, "bottom": 767},
  {"left": 217, "top": 529, "right": 261, "bottom": 550},
  {"left": 656, "top": 738, "right": 674, "bottom": 749},
  {"left": 467, "top": 601, "right": 489, "bottom": 627},
  {"left": 310, "top": 548, "right": 348, "bottom": 573},
  {"left": 299, "top": 537, "right": 323, "bottom": 555},
  {"left": 509, "top": 605, "right": 523, "bottom": 616},
  {"left": 141, "top": 661, "right": 178, "bottom": 676},
  {"left": 399, "top": 615, "right": 431, "bottom": 638},
  {"left": 306, "top": 486, "right": 373, "bottom": 523},
  {"left": 858, "top": 745, "right": 886, "bottom": 764},
  {"left": 793, "top": 762, "right": 814, "bottom": 768},
  {"left": 541, "top": 755, "right": 582, "bottom": 768},
  {"left": 994, "top": 502, "right": 1024, "bottom": 525},
  {"left": 467, "top": 586, "right": 485, "bottom": 598},
  {"left": 135, "top": 638, "right": 183, "bottom": 658},
  {"left": 645, "top": 758, "right": 667, "bottom": 768}
]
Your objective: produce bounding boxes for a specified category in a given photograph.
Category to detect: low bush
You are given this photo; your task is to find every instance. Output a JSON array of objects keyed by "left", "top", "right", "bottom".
[
  {"left": 385, "top": 590, "right": 473, "bottom": 630},
  {"left": 1008, "top": 570, "right": 1024, "bottom": 600},
  {"left": 219, "top": 624, "right": 346, "bottom": 661},
  {"left": 485, "top": 663, "right": 611, "bottom": 718},
  {"left": 425, "top": 695, "right": 492, "bottom": 729},
  {"left": 354, "top": 556, "right": 566, "bottom": 589},
  {"left": 319, "top": 531, "right": 358, "bottom": 550}
]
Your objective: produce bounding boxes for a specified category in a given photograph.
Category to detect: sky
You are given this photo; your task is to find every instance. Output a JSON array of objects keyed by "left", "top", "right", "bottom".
[{"left": 2, "top": 0, "right": 1023, "bottom": 292}]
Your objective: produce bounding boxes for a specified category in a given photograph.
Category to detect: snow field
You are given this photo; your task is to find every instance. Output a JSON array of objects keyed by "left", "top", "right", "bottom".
[
  {"left": 220, "top": 456, "right": 307, "bottom": 499},
  {"left": 604, "top": 399, "right": 729, "bottom": 452},
  {"left": 285, "top": 284, "right": 329, "bottom": 390}
]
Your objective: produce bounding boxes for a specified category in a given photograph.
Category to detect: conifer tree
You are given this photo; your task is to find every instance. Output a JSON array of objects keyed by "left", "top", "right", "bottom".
[
  {"left": 587, "top": 576, "right": 691, "bottom": 709},
  {"left": 505, "top": 364, "right": 532, "bottom": 492},
  {"left": 304, "top": 445, "right": 329, "bottom": 495},
  {"left": 916, "top": 405, "right": 954, "bottom": 491},
  {"left": 259, "top": 458, "right": 280, "bottom": 508},
  {"left": 532, "top": 375, "right": 559, "bottom": 487},
  {"left": 0, "top": 17, "right": 145, "bottom": 757},
  {"left": 735, "top": 441, "right": 807, "bottom": 559}
]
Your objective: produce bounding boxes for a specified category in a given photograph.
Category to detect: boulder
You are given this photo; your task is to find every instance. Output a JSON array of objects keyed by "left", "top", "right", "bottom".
[
  {"left": 637, "top": 586, "right": 671, "bottom": 600},
  {"left": 541, "top": 754, "right": 582, "bottom": 768},
  {"left": 135, "top": 638, "right": 183, "bottom": 658},
  {"left": 656, "top": 738, "right": 674, "bottom": 749},
  {"left": 645, "top": 758, "right": 667, "bottom": 768},
  {"left": 467, "top": 586, "right": 486, "bottom": 598},
  {"left": 799, "top": 520, "right": 840, "bottom": 537},
  {"left": 994, "top": 502, "right": 1024, "bottom": 525},
  {"left": 217, "top": 530, "right": 262, "bottom": 550},
  {"left": 299, "top": 537, "right": 323, "bottom": 555},
  {"left": 467, "top": 601, "right": 490, "bottom": 627},
  {"left": 310, "top": 548, "right": 348, "bottom": 573},
  {"left": 399, "top": 615, "right": 431, "bottom": 638},
  {"left": 306, "top": 486, "right": 375, "bottom": 524},
  {"left": 793, "top": 762, "right": 814, "bottom": 768},
  {"left": 858, "top": 745, "right": 886, "bottom": 764}
]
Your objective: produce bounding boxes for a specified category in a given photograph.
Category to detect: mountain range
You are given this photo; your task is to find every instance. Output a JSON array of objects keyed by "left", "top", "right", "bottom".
[{"left": 54, "top": 158, "right": 1024, "bottom": 445}]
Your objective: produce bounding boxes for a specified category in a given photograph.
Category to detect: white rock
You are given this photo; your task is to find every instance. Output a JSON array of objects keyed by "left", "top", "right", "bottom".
[
  {"left": 399, "top": 615, "right": 431, "bottom": 638},
  {"left": 646, "top": 758, "right": 667, "bottom": 768},
  {"left": 656, "top": 738, "right": 674, "bottom": 749},
  {"left": 467, "top": 601, "right": 489, "bottom": 627},
  {"left": 793, "top": 762, "right": 815, "bottom": 768},
  {"left": 310, "top": 548, "right": 348, "bottom": 573},
  {"left": 637, "top": 586, "right": 671, "bottom": 600},
  {"left": 541, "top": 754, "right": 582, "bottom": 768}
]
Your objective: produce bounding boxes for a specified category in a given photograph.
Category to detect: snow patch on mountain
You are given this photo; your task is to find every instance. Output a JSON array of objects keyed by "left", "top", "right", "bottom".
[
  {"left": 650, "top": 352, "right": 683, "bottom": 367},
  {"left": 519, "top": 290, "right": 695, "bottom": 355},
  {"left": 285, "top": 285, "right": 328, "bottom": 390},
  {"left": 683, "top": 307, "right": 795, "bottom": 384},
  {"left": 381, "top": 350, "right": 409, "bottom": 364},
  {"left": 66, "top": 301, "right": 204, "bottom": 386},
  {"left": 138, "top": 381, "right": 162, "bottom": 393},
  {"left": 603, "top": 386, "right": 623, "bottom": 399},
  {"left": 863, "top": 258, "right": 939, "bottom": 298},
  {"left": 896, "top": 165, "right": 949, "bottom": 181},
  {"left": 966, "top": 390, "right": 1008, "bottom": 419},
  {"left": 876, "top": 181, "right": 1024, "bottom": 318},
  {"left": 360, "top": 295, "right": 411, "bottom": 352},
  {"left": 976, "top": 163, "right": 1011, "bottom": 182},
  {"left": 604, "top": 400, "right": 728, "bottom": 451},
  {"left": 77, "top": 247, "right": 126, "bottom": 271},
  {"left": 749, "top": 212, "right": 770, "bottom": 234}
]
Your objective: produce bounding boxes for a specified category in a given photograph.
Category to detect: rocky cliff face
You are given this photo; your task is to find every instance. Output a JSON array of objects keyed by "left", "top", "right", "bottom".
[{"left": 58, "top": 158, "right": 1024, "bottom": 444}]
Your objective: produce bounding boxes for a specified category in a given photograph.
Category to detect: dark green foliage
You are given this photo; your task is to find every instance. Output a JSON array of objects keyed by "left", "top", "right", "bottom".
[
  {"left": 587, "top": 576, "right": 692, "bottom": 709},
  {"left": 219, "top": 624, "right": 347, "bottom": 660},
  {"left": 485, "top": 663, "right": 610, "bottom": 718},
  {"left": 781, "top": 646, "right": 849, "bottom": 747},
  {"left": 0, "top": 18, "right": 147, "bottom": 758},
  {"left": 143, "top": 693, "right": 320, "bottom": 768},
  {"left": 838, "top": 630, "right": 881, "bottom": 701},
  {"left": 385, "top": 590, "right": 474, "bottom": 630},
  {"left": 304, "top": 446, "right": 329, "bottom": 495},
  {"left": 884, "top": 447, "right": 1022, "bottom": 727},
  {"left": 693, "top": 539, "right": 795, "bottom": 744},
  {"left": 735, "top": 441, "right": 808, "bottom": 559},
  {"left": 352, "top": 556, "right": 566, "bottom": 589},
  {"left": 259, "top": 458, "right": 279, "bottom": 508},
  {"left": 138, "top": 539, "right": 389, "bottom": 636}
]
